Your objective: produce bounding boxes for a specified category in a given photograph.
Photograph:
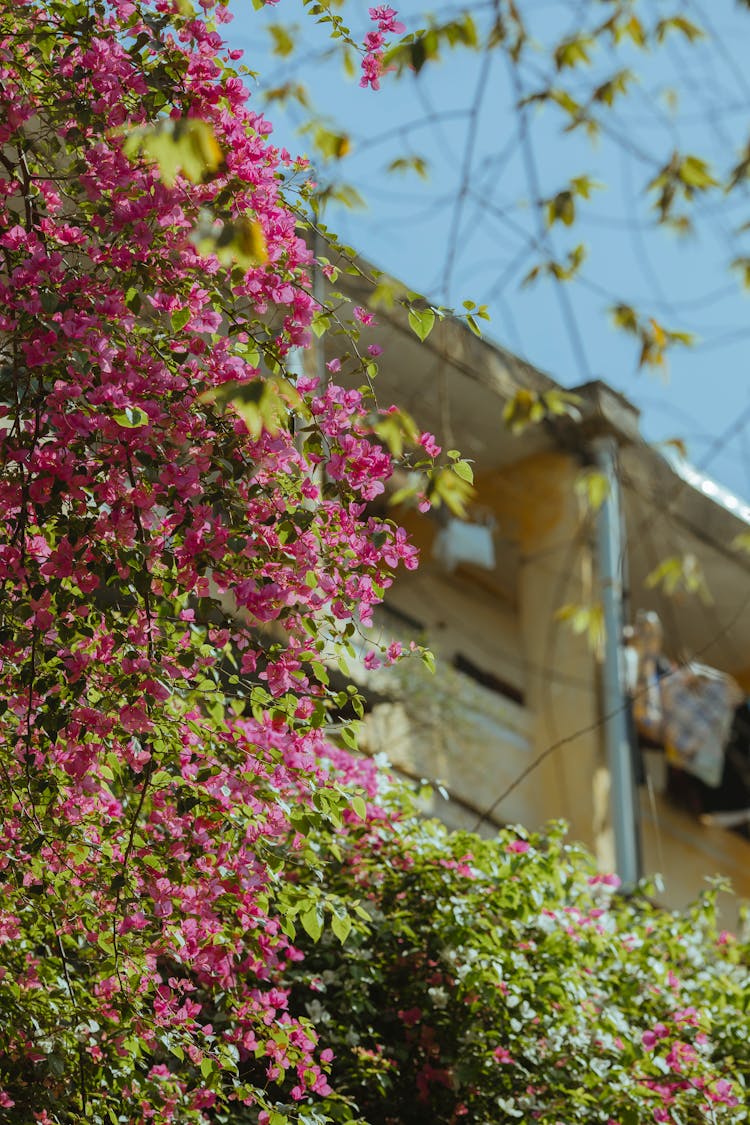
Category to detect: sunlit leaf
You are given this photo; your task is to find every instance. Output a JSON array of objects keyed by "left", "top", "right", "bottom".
[
  {"left": 122, "top": 118, "right": 224, "bottom": 186},
  {"left": 575, "top": 469, "right": 610, "bottom": 513},
  {"left": 408, "top": 307, "right": 435, "bottom": 342},
  {"left": 429, "top": 466, "right": 475, "bottom": 518},
  {"left": 646, "top": 553, "right": 711, "bottom": 602},
  {"left": 112, "top": 407, "right": 149, "bottom": 428}
]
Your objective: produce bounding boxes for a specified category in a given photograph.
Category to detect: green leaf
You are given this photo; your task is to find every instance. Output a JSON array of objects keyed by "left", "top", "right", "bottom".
[
  {"left": 430, "top": 466, "right": 476, "bottom": 518},
  {"left": 112, "top": 407, "right": 149, "bottom": 428},
  {"left": 300, "top": 905, "right": 323, "bottom": 942},
  {"left": 171, "top": 307, "right": 190, "bottom": 331},
  {"left": 331, "top": 911, "right": 353, "bottom": 944},
  {"left": 124, "top": 286, "right": 141, "bottom": 313},
  {"left": 97, "top": 931, "right": 114, "bottom": 953},
  {"left": 340, "top": 725, "right": 358, "bottom": 751},
  {"left": 310, "top": 660, "right": 329, "bottom": 686},
  {"left": 408, "top": 307, "right": 435, "bottom": 342},
  {"left": 69, "top": 843, "right": 89, "bottom": 866},
  {"left": 451, "top": 460, "right": 474, "bottom": 484}
]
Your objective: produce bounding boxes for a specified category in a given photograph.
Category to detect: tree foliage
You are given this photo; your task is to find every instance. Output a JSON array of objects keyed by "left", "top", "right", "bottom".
[{"left": 254, "top": 0, "right": 750, "bottom": 394}]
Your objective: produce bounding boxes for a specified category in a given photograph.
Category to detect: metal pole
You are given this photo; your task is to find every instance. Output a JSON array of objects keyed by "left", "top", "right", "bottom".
[
  {"left": 592, "top": 436, "right": 641, "bottom": 889},
  {"left": 312, "top": 226, "right": 328, "bottom": 393}
]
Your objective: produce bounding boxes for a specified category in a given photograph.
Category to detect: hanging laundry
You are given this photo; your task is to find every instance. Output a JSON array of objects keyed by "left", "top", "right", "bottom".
[
  {"left": 660, "top": 665, "right": 743, "bottom": 788},
  {"left": 626, "top": 610, "right": 749, "bottom": 815},
  {"left": 697, "top": 701, "right": 750, "bottom": 829},
  {"left": 632, "top": 653, "right": 669, "bottom": 746},
  {"left": 629, "top": 611, "right": 668, "bottom": 747}
]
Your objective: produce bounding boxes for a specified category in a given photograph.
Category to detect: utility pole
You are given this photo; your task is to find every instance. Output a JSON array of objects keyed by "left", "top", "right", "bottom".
[
  {"left": 312, "top": 225, "right": 328, "bottom": 392},
  {"left": 592, "top": 435, "right": 641, "bottom": 890}
]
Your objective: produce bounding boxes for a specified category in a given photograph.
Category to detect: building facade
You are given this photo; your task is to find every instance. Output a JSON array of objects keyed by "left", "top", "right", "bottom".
[{"left": 331, "top": 266, "right": 750, "bottom": 917}]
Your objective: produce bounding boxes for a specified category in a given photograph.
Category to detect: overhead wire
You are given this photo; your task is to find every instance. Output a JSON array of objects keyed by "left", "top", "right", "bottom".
[{"left": 440, "top": 9, "right": 498, "bottom": 303}]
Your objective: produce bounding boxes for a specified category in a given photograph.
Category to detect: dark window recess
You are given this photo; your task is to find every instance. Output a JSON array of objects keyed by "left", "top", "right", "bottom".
[
  {"left": 453, "top": 653, "right": 524, "bottom": 707},
  {"left": 378, "top": 602, "right": 425, "bottom": 634}
]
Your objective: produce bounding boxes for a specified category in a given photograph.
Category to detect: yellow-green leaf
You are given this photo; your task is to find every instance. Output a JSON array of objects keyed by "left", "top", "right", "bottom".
[
  {"left": 122, "top": 119, "right": 224, "bottom": 187},
  {"left": 331, "top": 911, "right": 353, "bottom": 944},
  {"left": 300, "top": 905, "right": 323, "bottom": 942},
  {"left": 113, "top": 407, "right": 149, "bottom": 429},
  {"left": 408, "top": 307, "right": 436, "bottom": 342},
  {"left": 171, "top": 307, "right": 190, "bottom": 332},
  {"left": 575, "top": 469, "right": 610, "bottom": 513},
  {"left": 451, "top": 460, "right": 474, "bottom": 484},
  {"left": 430, "top": 466, "right": 475, "bottom": 518}
]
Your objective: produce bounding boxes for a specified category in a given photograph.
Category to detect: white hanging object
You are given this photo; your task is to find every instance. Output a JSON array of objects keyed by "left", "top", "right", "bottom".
[{"left": 433, "top": 519, "right": 496, "bottom": 573}]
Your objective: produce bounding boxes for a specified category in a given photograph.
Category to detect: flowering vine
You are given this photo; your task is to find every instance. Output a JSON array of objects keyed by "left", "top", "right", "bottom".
[
  {"left": 361, "top": 7, "right": 406, "bottom": 90},
  {"left": 0, "top": 1, "right": 421, "bottom": 1120}
]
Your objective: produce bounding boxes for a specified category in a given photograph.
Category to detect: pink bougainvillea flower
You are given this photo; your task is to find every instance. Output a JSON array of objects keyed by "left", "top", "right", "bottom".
[
  {"left": 493, "top": 1046, "right": 514, "bottom": 1064},
  {"left": 419, "top": 431, "right": 441, "bottom": 457}
]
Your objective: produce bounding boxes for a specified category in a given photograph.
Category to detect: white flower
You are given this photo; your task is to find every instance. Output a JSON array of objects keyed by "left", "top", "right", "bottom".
[
  {"left": 428, "top": 986, "right": 449, "bottom": 1009},
  {"left": 535, "top": 912, "right": 557, "bottom": 934},
  {"left": 305, "top": 1000, "right": 330, "bottom": 1023}
]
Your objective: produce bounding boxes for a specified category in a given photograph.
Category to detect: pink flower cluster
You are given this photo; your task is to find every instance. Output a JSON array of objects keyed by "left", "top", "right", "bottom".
[
  {"left": 637, "top": 1010, "right": 741, "bottom": 1120},
  {"left": 360, "top": 6, "right": 405, "bottom": 90}
]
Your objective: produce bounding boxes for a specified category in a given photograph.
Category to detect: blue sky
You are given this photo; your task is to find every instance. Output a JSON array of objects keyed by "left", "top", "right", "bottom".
[{"left": 226, "top": 0, "right": 750, "bottom": 500}]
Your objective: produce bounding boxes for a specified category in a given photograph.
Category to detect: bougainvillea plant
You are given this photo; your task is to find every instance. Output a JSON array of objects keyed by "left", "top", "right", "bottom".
[{"left": 0, "top": 0, "right": 434, "bottom": 1120}]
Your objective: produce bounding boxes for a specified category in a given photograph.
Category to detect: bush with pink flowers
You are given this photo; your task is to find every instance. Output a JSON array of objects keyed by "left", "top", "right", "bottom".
[{"left": 285, "top": 800, "right": 749, "bottom": 1125}]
